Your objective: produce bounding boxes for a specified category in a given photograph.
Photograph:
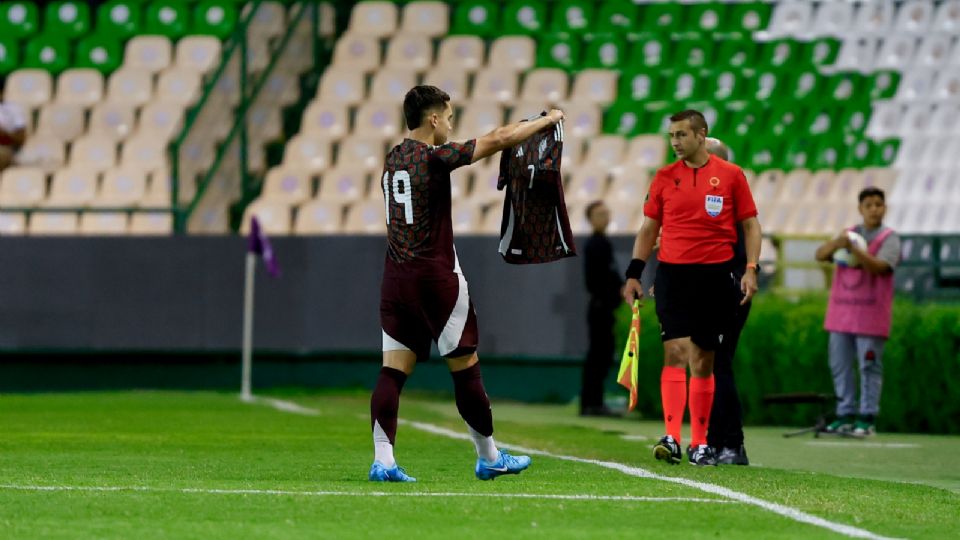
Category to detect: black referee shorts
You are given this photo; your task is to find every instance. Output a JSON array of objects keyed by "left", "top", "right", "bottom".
[{"left": 653, "top": 260, "right": 740, "bottom": 352}]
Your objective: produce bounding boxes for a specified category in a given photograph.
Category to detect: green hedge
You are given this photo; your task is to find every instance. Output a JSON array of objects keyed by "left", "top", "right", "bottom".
[{"left": 614, "top": 293, "right": 960, "bottom": 434}]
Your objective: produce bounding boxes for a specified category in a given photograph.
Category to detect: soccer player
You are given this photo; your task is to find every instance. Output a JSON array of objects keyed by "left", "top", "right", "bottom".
[
  {"left": 814, "top": 187, "right": 899, "bottom": 437},
  {"left": 623, "top": 110, "right": 761, "bottom": 466},
  {"left": 370, "top": 85, "right": 564, "bottom": 482}
]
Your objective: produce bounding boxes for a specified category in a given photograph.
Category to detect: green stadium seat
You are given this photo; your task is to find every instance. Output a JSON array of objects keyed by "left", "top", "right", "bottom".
[
  {"left": 640, "top": 3, "right": 682, "bottom": 34},
  {"left": 811, "top": 136, "right": 845, "bottom": 170},
  {"left": 759, "top": 40, "right": 803, "bottom": 71},
  {"left": 707, "top": 70, "right": 747, "bottom": 102},
  {"left": 97, "top": 0, "right": 143, "bottom": 40},
  {"left": 145, "top": 0, "right": 189, "bottom": 39},
  {"left": 536, "top": 33, "right": 581, "bottom": 70},
  {"left": 672, "top": 39, "right": 712, "bottom": 69},
  {"left": 749, "top": 70, "right": 789, "bottom": 102},
  {"left": 75, "top": 35, "right": 123, "bottom": 74},
  {"left": 193, "top": 0, "right": 238, "bottom": 39},
  {"left": 619, "top": 70, "right": 660, "bottom": 102},
  {"left": 45, "top": 2, "right": 92, "bottom": 40},
  {"left": 809, "top": 38, "right": 841, "bottom": 67},
  {"left": 603, "top": 99, "right": 642, "bottom": 137},
  {"left": 746, "top": 138, "right": 783, "bottom": 171},
  {"left": 826, "top": 72, "right": 865, "bottom": 103},
  {"left": 0, "top": 38, "right": 20, "bottom": 75},
  {"left": 23, "top": 35, "right": 71, "bottom": 74},
  {"left": 451, "top": 0, "right": 499, "bottom": 37},
  {"left": 661, "top": 69, "right": 705, "bottom": 103},
  {"left": 594, "top": 0, "right": 638, "bottom": 37},
  {"left": 715, "top": 38, "right": 756, "bottom": 69},
  {"left": 583, "top": 34, "right": 625, "bottom": 70},
  {"left": 873, "top": 139, "right": 900, "bottom": 167},
  {"left": 640, "top": 100, "right": 674, "bottom": 134},
  {"left": 869, "top": 71, "right": 901, "bottom": 100},
  {"left": 726, "top": 104, "right": 764, "bottom": 141},
  {"left": 845, "top": 138, "right": 874, "bottom": 169},
  {"left": 550, "top": 0, "right": 594, "bottom": 35},
  {"left": 768, "top": 103, "right": 807, "bottom": 138},
  {"left": 502, "top": 0, "right": 546, "bottom": 35},
  {"left": 803, "top": 108, "right": 836, "bottom": 137},
  {"left": 687, "top": 2, "right": 727, "bottom": 34},
  {"left": 0, "top": 2, "right": 40, "bottom": 39},
  {"left": 627, "top": 34, "right": 670, "bottom": 69},
  {"left": 728, "top": 2, "right": 772, "bottom": 36},
  {"left": 789, "top": 70, "right": 822, "bottom": 101}
]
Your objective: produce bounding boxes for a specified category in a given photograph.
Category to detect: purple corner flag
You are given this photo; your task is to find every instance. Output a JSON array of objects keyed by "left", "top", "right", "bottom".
[{"left": 248, "top": 216, "right": 280, "bottom": 277}]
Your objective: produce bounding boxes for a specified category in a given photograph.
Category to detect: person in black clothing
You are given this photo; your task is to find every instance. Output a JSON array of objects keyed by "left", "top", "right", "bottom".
[{"left": 580, "top": 201, "right": 623, "bottom": 417}]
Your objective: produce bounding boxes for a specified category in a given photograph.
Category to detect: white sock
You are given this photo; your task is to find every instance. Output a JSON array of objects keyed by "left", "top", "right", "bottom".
[
  {"left": 469, "top": 426, "right": 499, "bottom": 462},
  {"left": 373, "top": 420, "right": 396, "bottom": 467}
]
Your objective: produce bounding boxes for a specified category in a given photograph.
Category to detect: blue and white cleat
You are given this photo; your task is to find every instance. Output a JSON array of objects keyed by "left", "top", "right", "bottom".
[
  {"left": 369, "top": 461, "right": 416, "bottom": 482},
  {"left": 475, "top": 450, "right": 532, "bottom": 481}
]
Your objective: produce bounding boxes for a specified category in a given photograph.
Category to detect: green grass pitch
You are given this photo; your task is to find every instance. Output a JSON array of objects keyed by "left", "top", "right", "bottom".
[{"left": 0, "top": 391, "right": 957, "bottom": 539}]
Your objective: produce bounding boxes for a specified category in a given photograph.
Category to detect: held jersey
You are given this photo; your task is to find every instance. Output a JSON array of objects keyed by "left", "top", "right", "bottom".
[
  {"left": 380, "top": 138, "right": 476, "bottom": 276},
  {"left": 496, "top": 117, "right": 576, "bottom": 264}
]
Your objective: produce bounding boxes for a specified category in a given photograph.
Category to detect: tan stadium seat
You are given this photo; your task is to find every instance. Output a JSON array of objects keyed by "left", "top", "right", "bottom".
[
  {"left": 332, "top": 34, "right": 382, "bottom": 73},
  {"left": 317, "top": 69, "right": 366, "bottom": 106},
  {"left": 79, "top": 212, "right": 128, "bottom": 235},
  {"left": 35, "top": 103, "right": 85, "bottom": 142},
  {"left": 130, "top": 212, "right": 172, "bottom": 234},
  {"left": 478, "top": 204, "right": 502, "bottom": 234},
  {"left": 318, "top": 164, "right": 369, "bottom": 203},
  {"left": 760, "top": 201, "right": 795, "bottom": 236},
  {"left": 121, "top": 136, "right": 166, "bottom": 171},
  {"left": 343, "top": 199, "right": 386, "bottom": 234},
  {"left": 0, "top": 212, "right": 27, "bottom": 234},
  {"left": 5, "top": 69, "right": 53, "bottom": 110},
  {"left": 863, "top": 167, "right": 897, "bottom": 191},
  {"left": 370, "top": 68, "right": 417, "bottom": 103},
  {"left": 17, "top": 136, "right": 66, "bottom": 172},
  {"left": 751, "top": 169, "right": 787, "bottom": 211},
  {"left": 354, "top": 101, "right": 402, "bottom": 140},
  {"left": 468, "top": 158, "right": 502, "bottom": 205},
  {"left": 449, "top": 166, "right": 472, "bottom": 201},
  {"left": 384, "top": 35, "right": 433, "bottom": 73},
  {"left": 508, "top": 102, "right": 547, "bottom": 123},
  {"left": 241, "top": 200, "right": 291, "bottom": 234},
  {"left": 423, "top": 69, "right": 469, "bottom": 102},
  {"left": 157, "top": 68, "right": 201, "bottom": 107},
  {"left": 348, "top": 1, "right": 398, "bottom": 37},
  {"left": 436, "top": 36, "right": 484, "bottom": 72},
  {"left": 451, "top": 200, "right": 482, "bottom": 233},
  {"left": 294, "top": 200, "right": 342, "bottom": 234},
  {"left": 626, "top": 135, "right": 667, "bottom": 170},
  {"left": 29, "top": 212, "right": 79, "bottom": 235},
  {"left": 247, "top": 1, "right": 285, "bottom": 39},
  {"left": 45, "top": 168, "right": 98, "bottom": 207},
  {"left": 247, "top": 104, "right": 283, "bottom": 145},
  {"left": 471, "top": 69, "right": 518, "bottom": 104},
  {"left": 561, "top": 104, "right": 601, "bottom": 139},
  {"left": 805, "top": 170, "right": 838, "bottom": 202},
  {"left": 55, "top": 69, "right": 104, "bottom": 107},
  {"left": 459, "top": 104, "right": 502, "bottom": 138},
  {"left": 283, "top": 135, "right": 332, "bottom": 174},
  {"left": 88, "top": 103, "right": 135, "bottom": 141},
  {"left": 520, "top": 69, "right": 568, "bottom": 103},
  {"left": 245, "top": 38, "right": 270, "bottom": 74},
  {"left": 607, "top": 201, "right": 642, "bottom": 234},
  {"left": 211, "top": 71, "right": 241, "bottom": 107},
  {"left": 565, "top": 169, "right": 609, "bottom": 205},
  {"left": 107, "top": 68, "right": 153, "bottom": 107},
  {"left": 0, "top": 167, "right": 46, "bottom": 206},
  {"left": 247, "top": 143, "right": 266, "bottom": 176},
  {"left": 70, "top": 135, "right": 117, "bottom": 172},
  {"left": 560, "top": 133, "right": 582, "bottom": 171},
  {"left": 176, "top": 36, "right": 221, "bottom": 75},
  {"left": 571, "top": 70, "right": 618, "bottom": 106},
  {"left": 776, "top": 169, "right": 813, "bottom": 203},
  {"left": 583, "top": 135, "right": 626, "bottom": 171},
  {"left": 567, "top": 203, "right": 591, "bottom": 234},
  {"left": 401, "top": 1, "right": 449, "bottom": 37},
  {"left": 137, "top": 102, "right": 184, "bottom": 143},
  {"left": 124, "top": 36, "right": 172, "bottom": 74},
  {"left": 489, "top": 37, "right": 535, "bottom": 72},
  {"left": 300, "top": 101, "right": 349, "bottom": 141},
  {"left": 337, "top": 136, "right": 385, "bottom": 173},
  {"left": 261, "top": 166, "right": 313, "bottom": 204},
  {"left": 607, "top": 169, "right": 652, "bottom": 202},
  {"left": 97, "top": 168, "right": 147, "bottom": 207}
]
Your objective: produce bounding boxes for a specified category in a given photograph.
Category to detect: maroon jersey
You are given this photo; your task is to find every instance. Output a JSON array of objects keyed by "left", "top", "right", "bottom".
[
  {"left": 496, "top": 119, "right": 576, "bottom": 264},
  {"left": 380, "top": 138, "right": 476, "bottom": 276}
]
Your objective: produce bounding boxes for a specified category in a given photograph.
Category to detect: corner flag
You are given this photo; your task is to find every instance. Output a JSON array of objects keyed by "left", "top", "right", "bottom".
[
  {"left": 248, "top": 216, "right": 280, "bottom": 277},
  {"left": 617, "top": 300, "right": 641, "bottom": 412}
]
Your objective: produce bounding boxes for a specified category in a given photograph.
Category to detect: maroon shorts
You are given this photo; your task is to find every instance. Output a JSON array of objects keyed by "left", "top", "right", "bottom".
[{"left": 380, "top": 271, "right": 479, "bottom": 361}]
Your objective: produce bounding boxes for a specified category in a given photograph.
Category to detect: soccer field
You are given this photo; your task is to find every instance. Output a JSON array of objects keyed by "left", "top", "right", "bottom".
[{"left": 0, "top": 391, "right": 957, "bottom": 539}]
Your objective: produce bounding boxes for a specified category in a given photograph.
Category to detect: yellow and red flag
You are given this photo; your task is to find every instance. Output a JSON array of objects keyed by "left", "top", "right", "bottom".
[{"left": 617, "top": 300, "right": 641, "bottom": 412}]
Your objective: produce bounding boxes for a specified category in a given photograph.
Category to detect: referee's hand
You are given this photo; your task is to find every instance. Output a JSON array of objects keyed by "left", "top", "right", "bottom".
[
  {"left": 740, "top": 270, "right": 758, "bottom": 305},
  {"left": 623, "top": 278, "right": 644, "bottom": 305}
]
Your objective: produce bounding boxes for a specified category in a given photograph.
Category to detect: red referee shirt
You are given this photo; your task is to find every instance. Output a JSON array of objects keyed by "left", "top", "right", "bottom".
[{"left": 643, "top": 156, "right": 758, "bottom": 264}]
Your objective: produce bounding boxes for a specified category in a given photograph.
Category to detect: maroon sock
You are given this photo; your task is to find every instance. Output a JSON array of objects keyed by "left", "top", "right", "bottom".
[
  {"left": 370, "top": 367, "right": 407, "bottom": 444},
  {"left": 451, "top": 364, "right": 494, "bottom": 437}
]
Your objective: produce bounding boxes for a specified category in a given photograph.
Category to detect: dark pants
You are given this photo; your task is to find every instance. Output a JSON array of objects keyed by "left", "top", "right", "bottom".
[
  {"left": 707, "top": 297, "right": 751, "bottom": 449},
  {"left": 581, "top": 301, "right": 615, "bottom": 410}
]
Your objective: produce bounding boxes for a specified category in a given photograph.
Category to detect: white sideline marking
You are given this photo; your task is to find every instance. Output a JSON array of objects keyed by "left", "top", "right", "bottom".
[
  {"left": 619, "top": 434, "right": 652, "bottom": 442},
  {"left": 806, "top": 441, "right": 920, "bottom": 449},
  {"left": 243, "top": 395, "right": 321, "bottom": 416},
  {"left": 252, "top": 398, "right": 899, "bottom": 540},
  {"left": 0, "top": 485, "right": 732, "bottom": 503}
]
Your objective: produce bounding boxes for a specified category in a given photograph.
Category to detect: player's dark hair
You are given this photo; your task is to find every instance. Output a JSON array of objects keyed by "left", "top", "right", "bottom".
[
  {"left": 403, "top": 85, "right": 450, "bottom": 130},
  {"left": 858, "top": 187, "right": 885, "bottom": 203},
  {"left": 669, "top": 109, "right": 708, "bottom": 134},
  {"left": 585, "top": 200, "right": 604, "bottom": 220}
]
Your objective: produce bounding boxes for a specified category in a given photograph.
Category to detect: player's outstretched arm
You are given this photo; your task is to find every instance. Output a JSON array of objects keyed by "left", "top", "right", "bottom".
[{"left": 470, "top": 109, "right": 564, "bottom": 163}]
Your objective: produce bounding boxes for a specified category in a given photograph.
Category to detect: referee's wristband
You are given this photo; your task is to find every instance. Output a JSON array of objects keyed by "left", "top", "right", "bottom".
[{"left": 625, "top": 259, "right": 646, "bottom": 281}]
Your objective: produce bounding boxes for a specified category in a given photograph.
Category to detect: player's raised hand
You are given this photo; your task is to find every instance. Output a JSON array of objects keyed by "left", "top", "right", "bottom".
[
  {"left": 623, "top": 277, "right": 644, "bottom": 305},
  {"left": 546, "top": 109, "right": 564, "bottom": 124}
]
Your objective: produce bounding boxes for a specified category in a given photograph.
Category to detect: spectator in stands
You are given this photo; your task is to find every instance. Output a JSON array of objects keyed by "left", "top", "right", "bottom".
[
  {"left": 0, "top": 79, "right": 27, "bottom": 171},
  {"left": 580, "top": 200, "right": 622, "bottom": 417},
  {"left": 815, "top": 187, "right": 900, "bottom": 437}
]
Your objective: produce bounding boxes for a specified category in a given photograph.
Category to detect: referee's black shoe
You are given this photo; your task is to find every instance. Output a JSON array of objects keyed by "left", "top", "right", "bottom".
[
  {"left": 653, "top": 435, "right": 682, "bottom": 464},
  {"left": 687, "top": 444, "right": 719, "bottom": 466},
  {"left": 716, "top": 445, "right": 749, "bottom": 466}
]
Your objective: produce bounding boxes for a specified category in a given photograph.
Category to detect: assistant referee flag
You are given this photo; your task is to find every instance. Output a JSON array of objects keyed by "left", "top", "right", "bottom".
[{"left": 618, "top": 300, "right": 641, "bottom": 412}]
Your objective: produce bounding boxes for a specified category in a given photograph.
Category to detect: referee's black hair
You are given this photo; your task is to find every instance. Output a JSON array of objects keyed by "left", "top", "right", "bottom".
[
  {"left": 669, "top": 109, "right": 708, "bottom": 134},
  {"left": 403, "top": 85, "right": 450, "bottom": 130},
  {"left": 858, "top": 186, "right": 885, "bottom": 203},
  {"left": 585, "top": 200, "right": 604, "bottom": 220}
]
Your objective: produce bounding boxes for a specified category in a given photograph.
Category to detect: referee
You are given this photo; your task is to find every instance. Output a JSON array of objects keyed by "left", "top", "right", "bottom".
[{"left": 623, "top": 110, "right": 761, "bottom": 466}]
